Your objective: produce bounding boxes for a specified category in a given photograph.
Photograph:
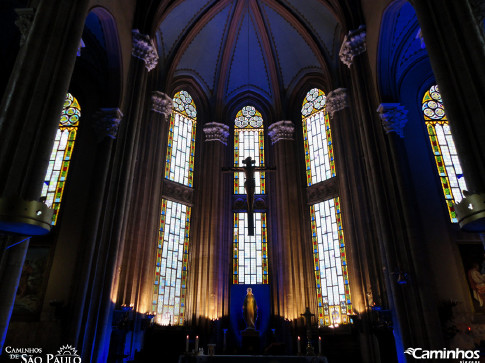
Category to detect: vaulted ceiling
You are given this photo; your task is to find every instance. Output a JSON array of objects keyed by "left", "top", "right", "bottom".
[{"left": 155, "top": 0, "right": 342, "bottom": 118}]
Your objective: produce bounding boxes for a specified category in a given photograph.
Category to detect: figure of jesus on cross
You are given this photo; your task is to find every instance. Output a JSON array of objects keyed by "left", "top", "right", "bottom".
[{"left": 223, "top": 156, "right": 275, "bottom": 236}]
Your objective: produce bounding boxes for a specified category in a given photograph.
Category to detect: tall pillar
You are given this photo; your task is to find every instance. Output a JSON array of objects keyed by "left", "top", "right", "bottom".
[
  {"left": 189, "top": 122, "right": 230, "bottom": 322},
  {"left": 83, "top": 30, "right": 158, "bottom": 362},
  {"left": 339, "top": 26, "right": 443, "bottom": 357},
  {"left": 115, "top": 92, "right": 172, "bottom": 360},
  {"left": 66, "top": 108, "right": 123, "bottom": 352},
  {"left": 412, "top": 0, "right": 485, "bottom": 230},
  {"left": 268, "top": 121, "right": 314, "bottom": 322},
  {"left": 187, "top": 122, "right": 230, "bottom": 323},
  {"left": 0, "top": 0, "right": 89, "bottom": 351}
]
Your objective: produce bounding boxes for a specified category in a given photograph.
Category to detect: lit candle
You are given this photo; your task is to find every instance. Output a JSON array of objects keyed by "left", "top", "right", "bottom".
[
  {"left": 186, "top": 335, "right": 189, "bottom": 353},
  {"left": 195, "top": 335, "right": 199, "bottom": 353},
  {"left": 297, "top": 336, "right": 301, "bottom": 355},
  {"left": 318, "top": 336, "right": 322, "bottom": 355}
]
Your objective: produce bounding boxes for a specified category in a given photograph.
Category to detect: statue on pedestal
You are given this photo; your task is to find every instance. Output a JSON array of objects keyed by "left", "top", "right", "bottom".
[{"left": 243, "top": 288, "right": 258, "bottom": 330}]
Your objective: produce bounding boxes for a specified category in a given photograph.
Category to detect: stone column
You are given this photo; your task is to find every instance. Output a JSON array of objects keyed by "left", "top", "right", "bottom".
[
  {"left": 82, "top": 30, "right": 158, "bottom": 362},
  {"left": 339, "top": 26, "right": 443, "bottom": 356},
  {"left": 268, "top": 121, "right": 314, "bottom": 322},
  {"left": 412, "top": 0, "right": 485, "bottom": 230},
  {"left": 0, "top": 0, "right": 90, "bottom": 351},
  {"left": 186, "top": 122, "right": 230, "bottom": 323},
  {"left": 66, "top": 108, "right": 123, "bottom": 350},
  {"left": 115, "top": 92, "right": 171, "bottom": 360}
]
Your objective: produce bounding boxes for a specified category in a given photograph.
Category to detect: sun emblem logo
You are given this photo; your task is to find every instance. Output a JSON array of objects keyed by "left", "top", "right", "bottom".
[{"left": 57, "top": 345, "right": 79, "bottom": 357}]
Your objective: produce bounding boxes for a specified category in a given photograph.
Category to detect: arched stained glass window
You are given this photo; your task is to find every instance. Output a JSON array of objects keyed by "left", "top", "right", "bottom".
[
  {"left": 152, "top": 199, "right": 191, "bottom": 325},
  {"left": 234, "top": 106, "right": 265, "bottom": 194},
  {"left": 422, "top": 85, "right": 467, "bottom": 223},
  {"left": 153, "top": 90, "right": 197, "bottom": 325},
  {"left": 302, "top": 88, "right": 352, "bottom": 327},
  {"left": 302, "top": 88, "right": 335, "bottom": 186},
  {"left": 41, "top": 93, "right": 81, "bottom": 225},
  {"left": 165, "top": 90, "right": 197, "bottom": 187},
  {"left": 233, "top": 105, "right": 268, "bottom": 285}
]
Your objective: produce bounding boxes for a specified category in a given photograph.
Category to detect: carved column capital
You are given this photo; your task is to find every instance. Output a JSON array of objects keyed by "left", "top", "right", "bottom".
[
  {"left": 268, "top": 121, "right": 295, "bottom": 144},
  {"left": 339, "top": 25, "right": 367, "bottom": 68},
  {"left": 132, "top": 29, "right": 159, "bottom": 72},
  {"left": 326, "top": 88, "right": 349, "bottom": 118},
  {"left": 151, "top": 92, "right": 172, "bottom": 119},
  {"left": 203, "top": 122, "right": 230, "bottom": 145},
  {"left": 14, "top": 8, "right": 35, "bottom": 47},
  {"left": 377, "top": 103, "right": 408, "bottom": 138},
  {"left": 93, "top": 108, "right": 124, "bottom": 140}
]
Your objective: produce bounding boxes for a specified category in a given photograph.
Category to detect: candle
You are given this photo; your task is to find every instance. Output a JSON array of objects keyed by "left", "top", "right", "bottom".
[
  {"left": 223, "top": 329, "right": 227, "bottom": 352},
  {"left": 195, "top": 335, "right": 199, "bottom": 353},
  {"left": 297, "top": 336, "right": 301, "bottom": 355},
  {"left": 318, "top": 336, "right": 322, "bottom": 355},
  {"left": 186, "top": 335, "right": 189, "bottom": 353}
]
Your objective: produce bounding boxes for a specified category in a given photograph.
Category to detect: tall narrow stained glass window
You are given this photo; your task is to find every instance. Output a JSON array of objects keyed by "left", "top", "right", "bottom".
[
  {"left": 302, "top": 88, "right": 352, "bottom": 327},
  {"left": 310, "top": 198, "right": 352, "bottom": 327},
  {"left": 422, "top": 85, "right": 467, "bottom": 223},
  {"left": 153, "top": 90, "right": 196, "bottom": 326},
  {"left": 165, "top": 90, "right": 197, "bottom": 187},
  {"left": 233, "top": 106, "right": 268, "bottom": 284},
  {"left": 301, "top": 88, "right": 335, "bottom": 186},
  {"left": 152, "top": 200, "right": 191, "bottom": 326},
  {"left": 233, "top": 212, "right": 268, "bottom": 284},
  {"left": 41, "top": 93, "right": 81, "bottom": 225}
]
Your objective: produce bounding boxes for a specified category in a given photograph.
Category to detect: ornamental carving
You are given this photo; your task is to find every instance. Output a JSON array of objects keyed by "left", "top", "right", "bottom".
[
  {"left": 203, "top": 122, "right": 230, "bottom": 144},
  {"left": 132, "top": 29, "right": 159, "bottom": 72},
  {"left": 268, "top": 121, "right": 295, "bottom": 144},
  {"left": 377, "top": 103, "right": 408, "bottom": 138},
  {"left": 326, "top": 88, "right": 348, "bottom": 118},
  {"left": 151, "top": 92, "right": 172, "bottom": 119},
  {"left": 14, "top": 8, "right": 34, "bottom": 47},
  {"left": 339, "top": 25, "right": 366, "bottom": 68},
  {"left": 93, "top": 108, "right": 123, "bottom": 140},
  {"left": 306, "top": 178, "right": 338, "bottom": 205},
  {"left": 162, "top": 179, "right": 194, "bottom": 206}
]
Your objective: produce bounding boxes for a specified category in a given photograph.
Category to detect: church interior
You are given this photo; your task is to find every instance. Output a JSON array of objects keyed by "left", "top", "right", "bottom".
[{"left": 1, "top": 0, "right": 485, "bottom": 362}]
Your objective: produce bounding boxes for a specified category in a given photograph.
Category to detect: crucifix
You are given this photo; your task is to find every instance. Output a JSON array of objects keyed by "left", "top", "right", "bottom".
[{"left": 223, "top": 156, "right": 275, "bottom": 236}]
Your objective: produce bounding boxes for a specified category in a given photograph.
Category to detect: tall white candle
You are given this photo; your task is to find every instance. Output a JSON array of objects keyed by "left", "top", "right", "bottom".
[
  {"left": 318, "top": 336, "right": 322, "bottom": 355},
  {"left": 297, "top": 336, "right": 301, "bottom": 354},
  {"left": 186, "top": 335, "right": 189, "bottom": 353},
  {"left": 195, "top": 335, "right": 199, "bottom": 353}
]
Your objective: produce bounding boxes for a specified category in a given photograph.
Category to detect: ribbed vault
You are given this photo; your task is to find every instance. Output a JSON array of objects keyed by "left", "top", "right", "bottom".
[{"left": 155, "top": 0, "right": 341, "bottom": 119}]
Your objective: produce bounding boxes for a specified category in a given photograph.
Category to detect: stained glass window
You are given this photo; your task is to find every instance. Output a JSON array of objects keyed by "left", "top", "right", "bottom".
[
  {"left": 310, "top": 197, "right": 352, "bottom": 327},
  {"left": 232, "top": 106, "right": 268, "bottom": 285},
  {"left": 301, "top": 88, "right": 335, "bottom": 186},
  {"left": 152, "top": 199, "right": 191, "bottom": 326},
  {"left": 234, "top": 106, "right": 265, "bottom": 194},
  {"left": 41, "top": 93, "right": 81, "bottom": 225},
  {"left": 165, "top": 90, "right": 197, "bottom": 187},
  {"left": 233, "top": 212, "right": 268, "bottom": 284},
  {"left": 422, "top": 85, "right": 467, "bottom": 223}
]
